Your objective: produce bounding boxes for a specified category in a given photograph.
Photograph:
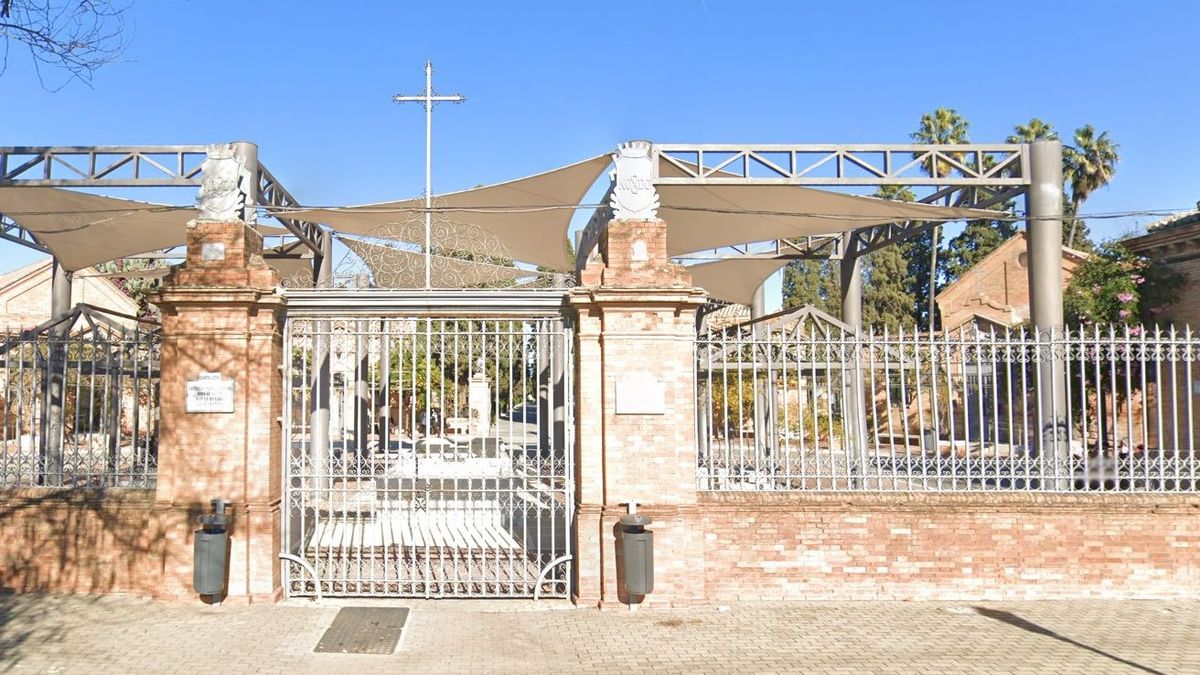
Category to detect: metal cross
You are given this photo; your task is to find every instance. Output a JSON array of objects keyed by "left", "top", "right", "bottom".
[{"left": 392, "top": 61, "right": 466, "bottom": 288}]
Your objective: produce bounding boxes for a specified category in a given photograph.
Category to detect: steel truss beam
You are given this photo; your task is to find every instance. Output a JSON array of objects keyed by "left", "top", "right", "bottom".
[
  {"left": 1, "top": 215, "right": 50, "bottom": 253},
  {"left": 0, "top": 145, "right": 325, "bottom": 255},
  {"left": 0, "top": 146, "right": 209, "bottom": 186},
  {"left": 651, "top": 143, "right": 1031, "bottom": 262},
  {"left": 256, "top": 164, "right": 321, "bottom": 252},
  {"left": 654, "top": 143, "right": 1028, "bottom": 186}
]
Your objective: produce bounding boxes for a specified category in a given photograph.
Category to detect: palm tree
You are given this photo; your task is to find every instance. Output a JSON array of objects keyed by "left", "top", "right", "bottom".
[
  {"left": 1064, "top": 125, "right": 1119, "bottom": 248},
  {"left": 911, "top": 108, "right": 970, "bottom": 176},
  {"left": 1006, "top": 118, "right": 1058, "bottom": 144},
  {"left": 910, "top": 108, "right": 970, "bottom": 331}
]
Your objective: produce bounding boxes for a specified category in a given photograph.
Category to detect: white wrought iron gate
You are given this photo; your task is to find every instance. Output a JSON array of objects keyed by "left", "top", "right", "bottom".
[{"left": 281, "top": 290, "right": 573, "bottom": 599}]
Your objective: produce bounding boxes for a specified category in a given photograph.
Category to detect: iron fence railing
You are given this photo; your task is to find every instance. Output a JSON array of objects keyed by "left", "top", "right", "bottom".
[
  {"left": 697, "top": 320, "right": 1200, "bottom": 493},
  {"left": 0, "top": 318, "right": 159, "bottom": 488}
]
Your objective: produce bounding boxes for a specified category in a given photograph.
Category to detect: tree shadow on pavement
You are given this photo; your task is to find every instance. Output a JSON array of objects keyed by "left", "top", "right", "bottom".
[
  {"left": 972, "top": 607, "right": 1165, "bottom": 675},
  {"left": 0, "top": 590, "right": 100, "bottom": 673}
]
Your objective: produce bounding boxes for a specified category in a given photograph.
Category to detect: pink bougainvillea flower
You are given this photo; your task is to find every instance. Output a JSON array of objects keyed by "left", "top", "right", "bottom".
[
  {"left": 1116, "top": 292, "right": 1135, "bottom": 303},
  {"left": 1119, "top": 309, "right": 1131, "bottom": 319},
  {"left": 1132, "top": 275, "right": 1145, "bottom": 284}
]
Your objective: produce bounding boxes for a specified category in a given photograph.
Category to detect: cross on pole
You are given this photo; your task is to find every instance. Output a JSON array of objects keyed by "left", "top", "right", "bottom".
[{"left": 393, "top": 61, "right": 466, "bottom": 288}]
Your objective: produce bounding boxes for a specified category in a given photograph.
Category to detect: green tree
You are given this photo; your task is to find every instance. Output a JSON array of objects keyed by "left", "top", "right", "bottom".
[
  {"left": 1006, "top": 118, "right": 1059, "bottom": 144},
  {"left": 1064, "top": 124, "right": 1119, "bottom": 249},
  {"left": 911, "top": 108, "right": 970, "bottom": 331},
  {"left": 781, "top": 259, "right": 839, "bottom": 315},
  {"left": 911, "top": 108, "right": 971, "bottom": 176},
  {"left": 861, "top": 185, "right": 917, "bottom": 329},
  {"left": 943, "top": 219, "right": 1019, "bottom": 281},
  {"left": 861, "top": 245, "right": 914, "bottom": 330}
]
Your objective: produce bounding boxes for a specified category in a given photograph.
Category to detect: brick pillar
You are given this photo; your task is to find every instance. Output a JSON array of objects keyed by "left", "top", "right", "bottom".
[
  {"left": 568, "top": 219, "right": 707, "bottom": 607},
  {"left": 152, "top": 220, "right": 284, "bottom": 602}
]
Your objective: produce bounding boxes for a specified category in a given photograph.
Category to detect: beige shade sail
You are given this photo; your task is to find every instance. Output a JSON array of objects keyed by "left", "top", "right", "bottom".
[
  {"left": 655, "top": 181, "right": 1001, "bottom": 257},
  {"left": 272, "top": 155, "right": 611, "bottom": 271},
  {"left": 341, "top": 238, "right": 534, "bottom": 289},
  {"left": 0, "top": 187, "right": 199, "bottom": 271},
  {"left": 687, "top": 257, "right": 792, "bottom": 306}
]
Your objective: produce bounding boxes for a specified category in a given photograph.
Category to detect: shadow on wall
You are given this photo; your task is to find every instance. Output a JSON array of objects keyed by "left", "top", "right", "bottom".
[{"left": 0, "top": 490, "right": 206, "bottom": 599}]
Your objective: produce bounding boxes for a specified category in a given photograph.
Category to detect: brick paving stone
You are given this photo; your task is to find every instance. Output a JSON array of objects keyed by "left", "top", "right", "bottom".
[{"left": 0, "top": 593, "right": 1197, "bottom": 674}]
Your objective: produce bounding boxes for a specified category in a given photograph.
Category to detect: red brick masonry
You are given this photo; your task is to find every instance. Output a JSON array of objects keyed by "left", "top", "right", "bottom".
[
  {"left": 0, "top": 489, "right": 178, "bottom": 594},
  {"left": 701, "top": 491, "right": 1200, "bottom": 601},
  {"left": 6, "top": 490, "right": 1193, "bottom": 602}
]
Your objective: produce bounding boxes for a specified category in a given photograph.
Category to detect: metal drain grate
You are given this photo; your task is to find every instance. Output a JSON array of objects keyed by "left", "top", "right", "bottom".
[{"left": 314, "top": 607, "right": 410, "bottom": 654}]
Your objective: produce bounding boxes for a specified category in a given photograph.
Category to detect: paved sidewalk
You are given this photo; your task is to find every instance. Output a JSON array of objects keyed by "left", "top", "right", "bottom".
[{"left": 1, "top": 593, "right": 1197, "bottom": 674}]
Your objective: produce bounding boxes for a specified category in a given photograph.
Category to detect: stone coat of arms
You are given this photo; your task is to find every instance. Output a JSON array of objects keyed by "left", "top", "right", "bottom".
[
  {"left": 610, "top": 141, "right": 659, "bottom": 220},
  {"left": 196, "top": 144, "right": 252, "bottom": 221}
]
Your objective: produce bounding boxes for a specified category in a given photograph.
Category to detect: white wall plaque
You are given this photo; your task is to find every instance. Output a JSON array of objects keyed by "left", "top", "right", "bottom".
[
  {"left": 186, "top": 372, "right": 235, "bottom": 413},
  {"left": 201, "top": 242, "right": 226, "bottom": 261},
  {"left": 631, "top": 240, "right": 649, "bottom": 261},
  {"left": 615, "top": 374, "right": 665, "bottom": 415}
]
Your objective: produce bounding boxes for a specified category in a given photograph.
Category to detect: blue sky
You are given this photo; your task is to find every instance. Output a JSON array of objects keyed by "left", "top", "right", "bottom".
[{"left": 3, "top": 0, "right": 1198, "bottom": 304}]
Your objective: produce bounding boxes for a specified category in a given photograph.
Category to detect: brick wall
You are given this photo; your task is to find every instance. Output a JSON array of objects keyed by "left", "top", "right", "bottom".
[
  {"left": 937, "top": 232, "right": 1083, "bottom": 331},
  {"left": 0, "top": 489, "right": 180, "bottom": 595},
  {"left": 700, "top": 491, "right": 1200, "bottom": 601}
]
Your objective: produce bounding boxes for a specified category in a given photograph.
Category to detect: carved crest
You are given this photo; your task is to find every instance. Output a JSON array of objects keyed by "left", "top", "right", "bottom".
[
  {"left": 197, "top": 144, "right": 251, "bottom": 221},
  {"left": 610, "top": 141, "right": 659, "bottom": 220}
]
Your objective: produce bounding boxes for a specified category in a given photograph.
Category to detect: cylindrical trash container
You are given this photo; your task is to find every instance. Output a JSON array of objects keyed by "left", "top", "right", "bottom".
[
  {"left": 193, "top": 499, "right": 231, "bottom": 597},
  {"left": 619, "top": 512, "right": 653, "bottom": 596},
  {"left": 194, "top": 529, "right": 228, "bottom": 595}
]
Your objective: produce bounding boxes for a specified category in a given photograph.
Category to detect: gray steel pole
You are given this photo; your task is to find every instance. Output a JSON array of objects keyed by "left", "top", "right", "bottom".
[
  {"left": 314, "top": 229, "right": 333, "bottom": 288},
  {"left": 231, "top": 141, "right": 259, "bottom": 224},
  {"left": 751, "top": 283, "right": 766, "bottom": 319},
  {"left": 1027, "top": 141, "right": 1065, "bottom": 331},
  {"left": 40, "top": 259, "right": 71, "bottom": 484},
  {"left": 353, "top": 275, "right": 373, "bottom": 459},
  {"left": 840, "top": 253, "right": 863, "bottom": 331},
  {"left": 839, "top": 250, "right": 868, "bottom": 472},
  {"left": 1026, "top": 140, "right": 1069, "bottom": 486},
  {"left": 311, "top": 232, "right": 333, "bottom": 489}
]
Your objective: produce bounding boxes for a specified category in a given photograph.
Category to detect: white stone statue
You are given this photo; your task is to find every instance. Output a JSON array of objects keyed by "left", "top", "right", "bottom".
[
  {"left": 610, "top": 140, "right": 659, "bottom": 220},
  {"left": 196, "top": 144, "right": 251, "bottom": 221}
]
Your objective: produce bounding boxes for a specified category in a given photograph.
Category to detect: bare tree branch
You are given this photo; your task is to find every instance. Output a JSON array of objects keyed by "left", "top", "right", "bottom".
[{"left": 0, "top": 1, "right": 131, "bottom": 90}]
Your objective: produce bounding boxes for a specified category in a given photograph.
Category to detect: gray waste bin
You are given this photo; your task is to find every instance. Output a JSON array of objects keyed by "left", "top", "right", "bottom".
[
  {"left": 193, "top": 499, "right": 231, "bottom": 597},
  {"left": 619, "top": 512, "right": 653, "bottom": 596}
]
